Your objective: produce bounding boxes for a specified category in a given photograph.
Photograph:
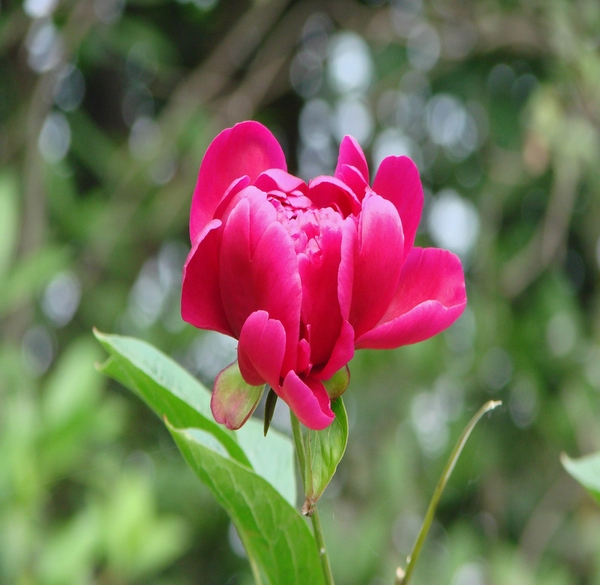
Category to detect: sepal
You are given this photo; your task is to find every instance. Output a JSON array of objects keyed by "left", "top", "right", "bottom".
[{"left": 211, "top": 361, "right": 265, "bottom": 430}]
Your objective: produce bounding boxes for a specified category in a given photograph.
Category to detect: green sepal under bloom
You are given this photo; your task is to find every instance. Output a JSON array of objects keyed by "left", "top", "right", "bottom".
[
  {"left": 322, "top": 365, "right": 350, "bottom": 400},
  {"left": 211, "top": 361, "right": 265, "bottom": 430}
]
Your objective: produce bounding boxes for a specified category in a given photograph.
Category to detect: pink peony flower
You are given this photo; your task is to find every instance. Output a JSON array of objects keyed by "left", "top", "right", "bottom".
[{"left": 182, "top": 121, "right": 466, "bottom": 431}]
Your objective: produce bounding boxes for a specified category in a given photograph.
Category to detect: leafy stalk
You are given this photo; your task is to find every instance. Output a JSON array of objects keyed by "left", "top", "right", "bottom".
[
  {"left": 395, "top": 400, "right": 502, "bottom": 585},
  {"left": 291, "top": 413, "right": 336, "bottom": 585}
]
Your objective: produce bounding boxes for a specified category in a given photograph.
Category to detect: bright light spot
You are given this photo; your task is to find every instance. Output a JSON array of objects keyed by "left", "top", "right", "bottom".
[
  {"left": 149, "top": 152, "right": 177, "bottom": 185},
  {"left": 128, "top": 116, "right": 161, "bottom": 161},
  {"left": 186, "top": 331, "right": 238, "bottom": 383},
  {"left": 396, "top": 92, "right": 428, "bottom": 142},
  {"left": 54, "top": 64, "right": 85, "bottom": 112},
  {"left": 327, "top": 32, "right": 373, "bottom": 95},
  {"left": 22, "top": 325, "right": 54, "bottom": 376},
  {"left": 451, "top": 562, "right": 486, "bottom": 585},
  {"left": 427, "top": 94, "right": 478, "bottom": 159},
  {"left": 411, "top": 390, "right": 449, "bottom": 457},
  {"left": 299, "top": 98, "right": 332, "bottom": 150},
  {"left": 290, "top": 50, "right": 324, "bottom": 99},
  {"left": 301, "top": 13, "right": 332, "bottom": 59},
  {"left": 42, "top": 271, "right": 81, "bottom": 327},
  {"left": 93, "top": 0, "right": 125, "bottom": 24},
  {"left": 546, "top": 312, "right": 577, "bottom": 357},
  {"left": 298, "top": 144, "right": 335, "bottom": 181},
  {"left": 479, "top": 347, "right": 513, "bottom": 392},
  {"left": 38, "top": 112, "right": 71, "bottom": 163},
  {"left": 26, "top": 20, "right": 62, "bottom": 72},
  {"left": 427, "top": 189, "right": 480, "bottom": 259},
  {"left": 372, "top": 128, "right": 413, "bottom": 170},
  {"left": 509, "top": 376, "right": 538, "bottom": 429},
  {"left": 445, "top": 306, "right": 476, "bottom": 353},
  {"left": 331, "top": 99, "right": 373, "bottom": 146},
  {"left": 487, "top": 63, "right": 515, "bottom": 96},
  {"left": 24, "top": 0, "right": 59, "bottom": 18},
  {"left": 407, "top": 22, "right": 440, "bottom": 72},
  {"left": 391, "top": 0, "right": 423, "bottom": 37}
]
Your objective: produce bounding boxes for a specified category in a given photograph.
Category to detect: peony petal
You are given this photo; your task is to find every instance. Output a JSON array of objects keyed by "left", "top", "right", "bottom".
[
  {"left": 349, "top": 194, "right": 405, "bottom": 339},
  {"left": 220, "top": 194, "right": 301, "bottom": 372},
  {"left": 372, "top": 156, "right": 423, "bottom": 257},
  {"left": 181, "top": 219, "right": 233, "bottom": 336},
  {"left": 337, "top": 217, "right": 357, "bottom": 320},
  {"left": 278, "top": 371, "right": 334, "bottom": 430},
  {"left": 355, "top": 247, "right": 467, "bottom": 349},
  {"left": 190, "top": 121, "right": 286, "bottom": 240},
  {"left": 211, "top": 361, "right": 265, "bottom": 430},
  {"left": 237, "top": 311, "right": 286, "bottom": 389},
  {"left": 336, "top": 164, "right": 369, "bottom": 202},
  {"left": 335, "top": 135, "right": 369, "bottom": 184},
  {"left": 254, "top": 169, "right": 307, "bottom": 194},
  {"left": 314, "top": 319, "right": 354, "bottom": 381},
  {"left": 307, "top": 176, "right": 361, "bottom": 216},
  {"left": 297, "top": 217, "right": 345, "bottom": 368}
]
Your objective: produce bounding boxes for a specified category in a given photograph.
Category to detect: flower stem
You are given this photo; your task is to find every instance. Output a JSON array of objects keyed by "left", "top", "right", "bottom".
[
  {"left": 396, "top": 400, "right": 502, "bottom": 585},
  {"left": 290, "top": 413, "right": 336, "bottom": 585},
  {"left": 311, "top": 505, "right": 336, "bottom": 585}
]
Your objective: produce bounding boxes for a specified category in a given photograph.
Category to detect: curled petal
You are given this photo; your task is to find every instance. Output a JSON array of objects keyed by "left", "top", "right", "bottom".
[
  {"left": 372, "top": 156, "right": 423, "bottom": 258},
  {"left": 355, "top": 247, "right": 467, "bottom": 349},
  {"left": 190, "top": 121, "right": 286, "bottom": 240},
  {"left": 349, "top": 195, "right": 405, "bottom": 339},
  {"left": 307, "top": 176, "right": 361, "bottom": 216},
  {"left": 238, "top": 311, "right": 286, "bottom": 389},
  {"left": 335, "top": 135, "right": 369, "bottom": 184},
  {"left": 181, "top": 219, "right": 233, "bottom": 336},
  {"left": 278, "top": 371, "right": 334, "bottom": 430},
  {"left": 254, "top": 169, "right": 307, "bottom": 194}
]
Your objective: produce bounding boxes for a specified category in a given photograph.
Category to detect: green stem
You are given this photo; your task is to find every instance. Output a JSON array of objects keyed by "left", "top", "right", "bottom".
[
  {"left": 290, "top": 413, "right": 336, "bottom": 585},
  {"left": 396, "top": 400, "right": 502, "bottom": 585},
  {"left": 311, "top": 505, "right": 336, "bottom": 585}
]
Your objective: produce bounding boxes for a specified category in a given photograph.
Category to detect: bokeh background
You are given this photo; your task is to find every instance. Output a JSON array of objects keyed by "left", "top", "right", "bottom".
[{"left": 2, "top": 0, "right": 600, "bottom": 583}]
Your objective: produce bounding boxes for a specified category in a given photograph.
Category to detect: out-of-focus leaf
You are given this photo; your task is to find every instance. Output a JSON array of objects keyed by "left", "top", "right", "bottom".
[
  {"left": 561, "top": 451, "right": 600, "bottom": 505},
  {"left": 168, "top": 423, "right": 325, "bottom": 585},
  {"left": 0, "top": 170, "right": 19, "bottom": 277},
  {"left": 0, "top": 246, "right": 70, "bottom": 315},
  {"left": 94, "top": 331, "right": 296, "bottom": 506},
  {"left": 301, "top": 398, "right": 348, "bottom": 515},
  {"left": 102, "top": 471, "right": 190, "bottom": 579},
  {"left": 42, "top": 337, "right": 104, "bottom": 429},
  {"left": 38, "top": 506, "right": 101, "bottom": 585}
]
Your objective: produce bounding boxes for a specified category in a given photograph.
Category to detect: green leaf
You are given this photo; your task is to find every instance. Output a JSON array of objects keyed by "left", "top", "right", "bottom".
[
  {"left": 302, "top": 398, "right": 348, "bottom": 515},
  {"left": 93, "top": 330, "right": 296, "bottom": 506},
  {"left": 168, "top": 423, "right": 326, "bottom": 585},
  {"left": 561, "top": 451, "right": 600, "bottom": 505}
]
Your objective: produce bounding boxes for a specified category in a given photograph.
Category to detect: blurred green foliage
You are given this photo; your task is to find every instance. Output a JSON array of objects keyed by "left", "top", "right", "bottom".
[{"left": 2, "top": 0, "right": 600, "bottom": 583}]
